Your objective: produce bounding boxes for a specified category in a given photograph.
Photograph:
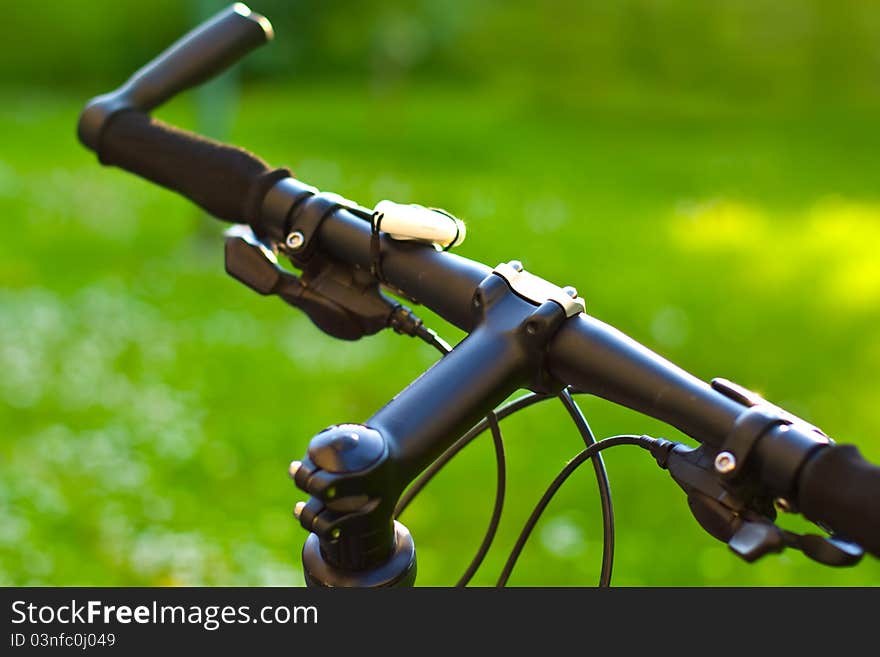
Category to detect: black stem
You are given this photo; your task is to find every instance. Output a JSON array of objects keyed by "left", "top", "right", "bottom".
[
  {"left": 405, "top": 327, "right": 518, "bottom": 586},
  {"left": 394, "top": 391, "right": 550, "bottom": 517}
]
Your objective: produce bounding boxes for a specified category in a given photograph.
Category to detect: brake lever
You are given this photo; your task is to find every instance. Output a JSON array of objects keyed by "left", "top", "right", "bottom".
[
  {"left": 788, "top": 532, "right": 863, "bottom": 566},
  {"left": 224, "top": 224, "right": 303, "bottom": 296},
  {"left": 224, "top": 225, "right": 392, "bottom": 340},
  {"left": 657, "top": 443, "right": 863, "bottom": 567}
]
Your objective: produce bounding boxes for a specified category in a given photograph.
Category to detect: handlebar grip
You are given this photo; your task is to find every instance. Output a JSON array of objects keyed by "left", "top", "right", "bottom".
[
  {"left": 78, "top": 3, "right": 272, "bottom": 151},
  {"left": 97, "top": 110, "right": 288, "bottom": 223},
  {"left": 798, "top": 444, "right": 880, "bottom": 557}
]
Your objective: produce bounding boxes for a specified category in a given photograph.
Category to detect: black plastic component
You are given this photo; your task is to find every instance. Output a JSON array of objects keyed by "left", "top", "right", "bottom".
[
  {"left": 259, "top": 177, "right": 318, "bottom": 244},
  {"left": 295, "top": 259, "right": 395, "bottom": 340},
  {"left": 661, "top": 440, "right": 865, "bottom": 566},
  {"left": 224, "top": 233, "right": 289, "bottom": 294},
  {"left": 308, "top": 425, "right": 386, "bottom": 474},
  {"left": 752, "top": 422, "right": 829, "bottom": 499},
  {"left": 665, "top": 444, "right": 774, "bottom": 539},
  {"left": 711, "top": 377, "right": 765, "bottom": 408},
  {"left": 728, "top": 521, "right": 786, "bottom": 562},
  {"left": 794, "top": 534, "right": 863, "bottom": 567},
  {"left": 686, "top": 492, "right": 742, "bottom": 543},
  {"left": 387, "top": 305, "right": 425, "bottom": 337},
  {"left": 719, "top": 406, "right": 789, "bottom": 480},
  {"left": 224, "top": 230, "right": 397, "bottom": 340},
  {"left": 797, "top": 444, "right": 880, "bottom": 557},
  {"left": 283, "top": 193, "right": 352, "bottom": 264},
  {"left": 78, "top": 4, "right": 271, "bottom": 150},
  {"left": 302, "top": 521, "right": 416, "bottom": 588}
]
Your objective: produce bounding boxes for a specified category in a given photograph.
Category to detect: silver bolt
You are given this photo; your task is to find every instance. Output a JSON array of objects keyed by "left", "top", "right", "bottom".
[
  {"left": 714, "top": 451, "right": 737, "bottom": 474},
  {"left": 509, "top": 260, "right": 524, "bottom": 272},
  {"left": 285, "top": 230, "right": 305, "bottom": 250},
  {"left": 293, "top": 501, "right": 306, "bottom": 519},
  {"left": 775, "top": 497, "right": 794, "bottom": 513},
  {"left": 562, "top": 285, "right": 578, "bottom": 298},
  {"left": 288, "top": 460, "right": 302, "bottom": 479}
]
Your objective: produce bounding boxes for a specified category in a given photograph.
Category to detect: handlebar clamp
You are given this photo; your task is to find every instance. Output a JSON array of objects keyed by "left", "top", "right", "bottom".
[{"left": 710, "top": 378, "right": 831, "bottom": 500}]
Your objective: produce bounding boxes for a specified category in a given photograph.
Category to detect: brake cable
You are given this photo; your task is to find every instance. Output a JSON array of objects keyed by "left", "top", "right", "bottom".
[
  {"left": 496, "top": 434, "right": 672, "bottom": 587},
  {"left": 397, "top": 324, "right": 620, "bottom": 587},
  {"left": 399, "top": 331, "right": 508, "bottom": 587}
]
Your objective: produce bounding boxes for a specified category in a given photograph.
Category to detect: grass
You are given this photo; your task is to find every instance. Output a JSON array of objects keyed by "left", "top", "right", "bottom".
[{"left": 1, "top": 81, "right": 879, "bottom": 586}]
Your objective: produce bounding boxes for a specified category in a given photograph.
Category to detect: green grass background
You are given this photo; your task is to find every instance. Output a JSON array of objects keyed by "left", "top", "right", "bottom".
[{"left": 1, "top": 1, "right": 880, "bottom": 586}]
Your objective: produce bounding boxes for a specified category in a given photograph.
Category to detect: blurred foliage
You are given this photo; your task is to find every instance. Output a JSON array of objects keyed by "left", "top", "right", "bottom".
[
  {"left": 5, "top": 0, "right": 880, "bottom": 107},
  {"left": 1, "top": 1, "right": 879, "bottom": 586}
]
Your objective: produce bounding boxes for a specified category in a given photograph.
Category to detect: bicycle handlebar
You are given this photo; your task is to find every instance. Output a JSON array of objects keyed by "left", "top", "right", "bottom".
[
  {"left": 798, "top": 444, "right": 880, "bottom": 555},
  {"left": 96, "top": 111, "right": 287, "bottom": 224},
  {"left": 77, "top": 4, "right": 880, "bottom": 566},
  {"left": 77, "top": 3, "right": 285, "bottom": 224},
  {"left": 78, "top": 3, "right": 271, "bottom": 146}
]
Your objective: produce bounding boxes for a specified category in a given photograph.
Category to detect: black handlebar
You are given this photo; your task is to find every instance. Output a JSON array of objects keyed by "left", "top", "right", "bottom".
[
  {"left": 77, "top": 4, "right": 880, "bottom": 569},
  {"left": 77, "top": 3, "right": 285, "bottom": 225},
  {"left": 798, "top": 444, "right": 880, "bottom": 555},
  {"left": 78, "top": 3, "right": 271, "bottom": 149}
]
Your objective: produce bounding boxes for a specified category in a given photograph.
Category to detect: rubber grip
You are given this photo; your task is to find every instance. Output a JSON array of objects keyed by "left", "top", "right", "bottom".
[
  {"left": 98, "top": 110, "right": 289, "bottom": 224},
  {"left": 78, "top": 4, "right": 272, "bottom": 151},
  {"left": 114, "top": 3, "right": 272, "bottom": 114},
  {"left": 798, "top": 444, "right": 880, "bottom": 557}
]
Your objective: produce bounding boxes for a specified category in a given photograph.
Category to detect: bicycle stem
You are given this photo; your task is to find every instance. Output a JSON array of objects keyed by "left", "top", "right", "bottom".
[
  {"left": 292, "top": 275, "right": 571, "bottom": 583},
  {"left": 371, "top": 290, "right": 553, "bottom": 481}
]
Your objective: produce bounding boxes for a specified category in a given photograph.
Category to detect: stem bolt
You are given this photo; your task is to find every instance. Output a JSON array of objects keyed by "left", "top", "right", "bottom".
[
  {"left": 775, "top": 497, "right": 794, "bottom": 513},
  {"left": 293, "top": 501, "right": 306, "bottom": 519},
  {"left": 714, "top": 451, "right": 737, "bottom": 474},
  {"left": 562, "top": 285, "right": 578, "bottom": 298},
  {"left": 285, "top": 230, "right": 305, "bottom": 250},
  {"left": 509, "top": 260, "right": 524, "bottom": 272},
  {"left": 288, "top": 460, "right": 302, "bottom": 479}
]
